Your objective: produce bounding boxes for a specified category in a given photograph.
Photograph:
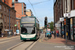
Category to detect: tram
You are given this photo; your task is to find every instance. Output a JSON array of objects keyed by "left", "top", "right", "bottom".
[{"left": 20, "top": 16, "right": 40, "bottom": 41}]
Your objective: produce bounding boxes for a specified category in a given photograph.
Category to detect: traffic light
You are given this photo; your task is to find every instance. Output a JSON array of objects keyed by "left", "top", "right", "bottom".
[
  {"left": 0, "top": 23, "right": 3, "bottom": 29},
  {"left": 44, "top": 17, "right": 47, "bottom": 28}
]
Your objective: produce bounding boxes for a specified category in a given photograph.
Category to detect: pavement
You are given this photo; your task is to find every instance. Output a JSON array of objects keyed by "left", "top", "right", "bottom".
[
  {"left": 0, "top": 35, "right": 20, "bottom": 39},
  {"left": 43, "top": 34, "right": 75, "bottom": 46},
  {"left": 31, "top": 34, "right": 75, "bottom": 50}
]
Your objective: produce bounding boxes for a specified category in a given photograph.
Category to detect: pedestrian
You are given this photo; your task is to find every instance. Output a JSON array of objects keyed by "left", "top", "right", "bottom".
[
  {"left": 14, "top": 32, "right": 16, "bottom": 36},
  {"left": 1, "top": 32, "right": 4, "bottom": 37},
  {"left": 0, "top": 31, "right": 1, "bottom": 37},
  {"left": 62, "top": 29, "right": 64, "bottom": 38},
  {"left": 56, "top": 29, "right": 59, "bottom": 37},
  {"left": 53, "top": 29, "right": 56, "bottom": 38}
]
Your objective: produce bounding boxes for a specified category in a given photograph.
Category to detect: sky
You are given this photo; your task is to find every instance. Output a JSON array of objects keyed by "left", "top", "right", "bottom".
[{"left": 18, "top": 0, "right": 55, "bottom": 27}]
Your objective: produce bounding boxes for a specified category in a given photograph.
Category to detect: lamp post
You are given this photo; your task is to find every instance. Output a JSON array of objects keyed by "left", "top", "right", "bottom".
[{"left": 9, "top": 9, "right": 10, "bottom": 37}]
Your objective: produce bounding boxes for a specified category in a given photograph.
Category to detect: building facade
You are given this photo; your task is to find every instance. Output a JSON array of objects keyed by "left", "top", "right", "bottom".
[
  {"left": 54, "top": 0, "right": 63, "bottom": 35},
  {"left": 26, "top": 9, "right": 34, "bottom": 16},
  {"left": 14, "top": 2, "right": 26, "bottom": 30},
  {"left": 14, "top": 2, "right": 26, "bottom": 18},
  {"left": 0, "top": 1, "right": 16, "bottom": 37},
  {"left": 54, "top": 0, "right": 75, "bottom": 41},
  {"left": 1, "top": 0, "right": 18, "bottom": 7}
]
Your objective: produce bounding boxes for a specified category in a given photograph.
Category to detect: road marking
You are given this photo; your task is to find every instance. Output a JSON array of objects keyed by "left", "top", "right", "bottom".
[
  {"left": 26, "top": 41, "right": 37, "bottom": 50},
  {"left": 7, "top": 42, "right": 24, "bottom": 50},
  {"left": 0, "top": 38, "right": 20, "bottom": 44}
]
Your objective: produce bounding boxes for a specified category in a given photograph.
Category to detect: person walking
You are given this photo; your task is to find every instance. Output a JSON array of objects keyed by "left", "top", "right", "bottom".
[
  {"left": 53, "top": 29, "right": 56, "bottom": 38},
  {"left": 62, "top": 29, "right": 64, "bottom": 38},
  {"left": 1, "top": 32, "right": 4, "bottom": 37},
  {"left": 56, "top": 29, "right": 59, "bottom": 37}
]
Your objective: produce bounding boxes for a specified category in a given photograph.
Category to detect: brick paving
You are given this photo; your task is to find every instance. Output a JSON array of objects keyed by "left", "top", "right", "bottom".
[{"left": 43, "top": 35, "right": 75, "bottom": 45}]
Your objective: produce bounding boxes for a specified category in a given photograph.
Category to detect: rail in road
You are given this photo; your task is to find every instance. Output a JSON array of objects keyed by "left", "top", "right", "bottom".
[
  {"left": 7, "top": 41, "right": 36, "bottom": 50},
  {"left": 7, "top": 34, "right": 44, "bottom": 50}
]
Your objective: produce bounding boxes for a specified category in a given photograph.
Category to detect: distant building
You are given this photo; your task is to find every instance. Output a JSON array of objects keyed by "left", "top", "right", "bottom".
[
  {"left": 14, "top": 2, "right": 26, "bottom": 30},
  {"left": 14, "top": 2, "right": 26, "bottom": 18},
  {"left": 26, "top": 9, "right": 34, "bottom": 16},
  {"left": 0, "top": 1, "right": 16, "bottom": 36}
]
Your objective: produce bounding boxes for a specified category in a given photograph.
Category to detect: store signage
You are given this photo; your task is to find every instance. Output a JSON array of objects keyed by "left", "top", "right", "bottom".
[
  {"left": 64, "top": 13, "right": 70, "bottom": 18},
  {"left": 60, "top": 17, "right": 64, "bottom": 22},
  {"left": 70, "top": 10, "right": 75, "bottom": 18},
  {"left": 5, "top": 29, "right": 9, "bottom": 31},
  {"left": 55, "top": 24, "right": 61, "bottom": 27}
]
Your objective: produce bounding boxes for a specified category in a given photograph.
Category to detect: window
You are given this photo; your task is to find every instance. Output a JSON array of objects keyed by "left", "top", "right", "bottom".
[
  {"left": 0, "top": 5, "right": 2, "bottom": 9},
  {"left": 7, "top": 9, "right": 8, "bottom": 12},
  {"left": 4, "top": 7, "right": 5, "bottom": 11},
  {"left": 0, "top": 13, "right": 2, "bottom": 17}
]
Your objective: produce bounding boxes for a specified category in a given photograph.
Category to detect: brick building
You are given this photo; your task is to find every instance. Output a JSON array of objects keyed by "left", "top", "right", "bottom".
[
  {"left": 54, "top": 0, "right": 75, "bottom": 41},
  {"left": 14, "top": 2, "right": 26, "bottom": 18},
  {"left": 54, "top": 0, "right": 63, "bottom": 26},
  {"left": 14, "top": 2, "right": 26, "bottom": 30},
  {"left": 1, "top": 0, "right": 18, "bottom": 7},
  {"left": 1, "top": 0, "right": 27, "bottom": 30},
  {"left": 0, "top": 1, "right": 16, "bottom": 36},
  {"left": 54, "top": 0, "right": 63, "bottom": 35}
]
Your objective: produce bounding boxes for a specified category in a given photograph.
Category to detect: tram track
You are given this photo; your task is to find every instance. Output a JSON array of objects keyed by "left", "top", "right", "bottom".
[
  {"left": 25, "top": 41, "right": 36, "bottom": 50},
  {"left": 7, "top": 42, "right": 25, "bottom": 50},
  {"left": 7, "top": 41, "right": 36, "bottom": 50}
]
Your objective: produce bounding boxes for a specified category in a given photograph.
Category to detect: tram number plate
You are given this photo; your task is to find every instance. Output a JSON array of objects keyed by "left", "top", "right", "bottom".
[{"left": 26, "top": 39, "right": 30, "bottom": 40}]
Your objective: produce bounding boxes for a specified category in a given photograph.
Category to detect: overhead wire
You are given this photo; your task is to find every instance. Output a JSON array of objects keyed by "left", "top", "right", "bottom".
[
  {"left": 32, "top": 0, "right": 51, "bottom": 5},
  {"left": 28, "top": 0, "right": 44, "bottom": 23}
]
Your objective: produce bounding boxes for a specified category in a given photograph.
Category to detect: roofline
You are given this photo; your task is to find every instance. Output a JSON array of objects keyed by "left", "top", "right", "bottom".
[
  {"left": 0, "top": 1, "right": 16, "bottom": 12},
  {"left": 14, "top": 2, "right": 26, "bottom": 5}
]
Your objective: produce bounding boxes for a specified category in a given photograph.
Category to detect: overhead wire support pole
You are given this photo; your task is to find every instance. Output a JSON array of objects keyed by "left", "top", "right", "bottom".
[
  {"left": 9, "top": 9, "right": 10, "bottom": 37},
  {"left": 66, "top": 0, "right": 67, "bottom": 44}
]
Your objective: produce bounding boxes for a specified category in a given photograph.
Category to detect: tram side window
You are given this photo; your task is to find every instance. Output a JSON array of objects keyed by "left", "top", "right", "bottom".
[
  {"left": 21, "top": 27, "right": 27, "bottom": 33},
  {"left": 31, "top": 27, "right": 35, "bottom": 34}
]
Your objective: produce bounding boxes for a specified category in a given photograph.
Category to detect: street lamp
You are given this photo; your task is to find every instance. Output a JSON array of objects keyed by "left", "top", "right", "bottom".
[{"left": 9, "top": 9, "right": 10, "bottom": 37}]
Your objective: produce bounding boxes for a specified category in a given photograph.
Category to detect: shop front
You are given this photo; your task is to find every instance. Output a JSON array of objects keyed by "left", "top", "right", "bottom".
[
  {"left": 55, "top": 21, "right": 61, "bottom": 36},
  {"left": 70, "top": 10, "right": 75, "bottom": 41},
  {"left": 60, "top": 17, "right": 64, "bottom": 37}
]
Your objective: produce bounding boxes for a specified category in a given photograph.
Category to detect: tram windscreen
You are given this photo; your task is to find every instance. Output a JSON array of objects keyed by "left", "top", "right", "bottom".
[
  {"left": 21, "top": 27, "right": 35, "bottom": 34},
  {"left": 21, "top": 17, "right": 35, "bottom": 23}
]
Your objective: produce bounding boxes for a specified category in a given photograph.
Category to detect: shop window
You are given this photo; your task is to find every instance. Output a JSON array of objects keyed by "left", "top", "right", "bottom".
[
  {"left": 0, "top": 13, "right": 2, "bottom": 17},
  {"left": 0, "top": 5, "right": 2, "bottom": 9},
  {"left": 4, "top": 7, "right": 5, "bottom": 11},
  {"left": 70, "top": 18, "right": 73, "bottom": 40},
  {"left": 74, "top": 18, "right": 75, "bottom": 34}
]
